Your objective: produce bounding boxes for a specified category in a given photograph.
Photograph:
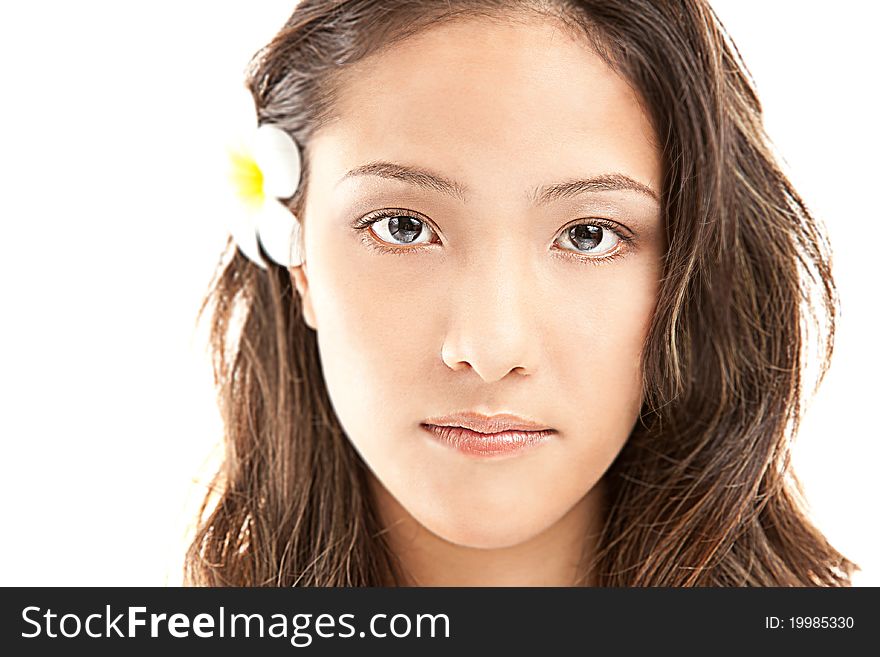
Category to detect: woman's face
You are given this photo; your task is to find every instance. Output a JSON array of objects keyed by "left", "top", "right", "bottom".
[{"left": 292, "top": 15, "right": 664, "bottom": 548}]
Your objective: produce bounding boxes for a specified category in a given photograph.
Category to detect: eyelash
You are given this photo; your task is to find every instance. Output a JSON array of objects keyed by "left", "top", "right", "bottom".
[{"left": 352, "top": 209, "right": 634, "bottom": 265}]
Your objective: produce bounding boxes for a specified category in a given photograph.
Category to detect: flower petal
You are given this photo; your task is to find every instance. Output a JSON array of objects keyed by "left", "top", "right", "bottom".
[
  {"left": 229, "top": 205, "right": 268, "bottom": 270},
  {"left": 228, "top": 148, "right": 265, "bottom": 208},
  {"left": 256, "top": 198, "right": 303, "bottom": 267},
  {"left": 254, "top": 124, "right": 301, "bottom": 199}
]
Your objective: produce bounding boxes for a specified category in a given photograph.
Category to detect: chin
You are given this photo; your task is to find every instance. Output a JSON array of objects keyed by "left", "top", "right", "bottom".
[{"left": 417, "top": 508, "right": 547, "bottom": 550}]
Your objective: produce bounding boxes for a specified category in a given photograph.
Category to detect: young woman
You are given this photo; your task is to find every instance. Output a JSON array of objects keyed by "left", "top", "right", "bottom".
[{"left": 185, "top": 0, "right": 856, "bottom": 586}]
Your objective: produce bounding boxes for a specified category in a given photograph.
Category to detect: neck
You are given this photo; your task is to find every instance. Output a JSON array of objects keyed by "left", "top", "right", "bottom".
[{"left": 369, "top": 473, "right": 606, "bottom": 587}]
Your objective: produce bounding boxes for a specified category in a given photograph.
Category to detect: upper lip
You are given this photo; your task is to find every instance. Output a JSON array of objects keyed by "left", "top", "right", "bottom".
[{"left": 422, "top": 411, "right": 554, "bottom": 434}]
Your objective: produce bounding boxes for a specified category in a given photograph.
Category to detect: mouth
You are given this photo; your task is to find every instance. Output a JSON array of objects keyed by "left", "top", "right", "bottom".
[{"left": 420, "top": 411, "right": 556, "bottom": 457}]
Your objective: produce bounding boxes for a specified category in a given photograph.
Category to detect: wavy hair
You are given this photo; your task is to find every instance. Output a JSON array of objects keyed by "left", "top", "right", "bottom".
[{"left": 184, "top": 0, "right": 857, "bottom": 586}]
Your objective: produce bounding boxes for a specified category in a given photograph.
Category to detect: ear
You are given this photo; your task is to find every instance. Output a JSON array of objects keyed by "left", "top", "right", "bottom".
[{"left": 289, "top": 262, "right": 317, "bottom": 330}]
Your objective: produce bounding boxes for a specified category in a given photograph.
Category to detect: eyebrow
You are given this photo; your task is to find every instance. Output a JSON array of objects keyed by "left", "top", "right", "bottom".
[{"left": 337, "top": 161, "right": 659, "bottom": 205}]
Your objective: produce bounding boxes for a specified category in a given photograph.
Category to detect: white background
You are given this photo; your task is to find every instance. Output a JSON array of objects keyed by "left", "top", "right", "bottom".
[{"left": 0, "top": 1, "right": 876, "bottom": 586}]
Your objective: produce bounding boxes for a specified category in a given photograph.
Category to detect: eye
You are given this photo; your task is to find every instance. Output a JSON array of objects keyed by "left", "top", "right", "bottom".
[
  {"left": 354, "top": 209, "right": 439, "bottom": 250},
  {"left": 554, "top": 219, "right": 632, "bottom": 260}
]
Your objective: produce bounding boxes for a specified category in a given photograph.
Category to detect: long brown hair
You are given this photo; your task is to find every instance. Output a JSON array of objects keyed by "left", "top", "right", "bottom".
[{"left": 185, "top": 0, "right": 857, "bottom": 586}]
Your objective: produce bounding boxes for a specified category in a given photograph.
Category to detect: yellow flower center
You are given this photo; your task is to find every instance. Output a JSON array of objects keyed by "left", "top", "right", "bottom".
[{"left": 229, "top": 149, "right": 265, "bottom": 208}]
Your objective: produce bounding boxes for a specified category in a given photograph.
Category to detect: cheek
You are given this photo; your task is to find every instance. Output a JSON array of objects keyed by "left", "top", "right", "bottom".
[
  {"left": 312, "top": 257, "right": 439, "bottom": 380},
  {"left": 555, "top": 262, "right": 658, "bottom": 410},
  {"left": 305, "top": 245, "right": 441, "bottom": 447},
  {"left": 546, "top": 257, "right": 658, "bottom": 456}
]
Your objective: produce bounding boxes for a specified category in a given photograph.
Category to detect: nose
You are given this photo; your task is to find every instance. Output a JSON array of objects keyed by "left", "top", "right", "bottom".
[{"left": 440, "top": 245, "right": 539, "bottom": 383}]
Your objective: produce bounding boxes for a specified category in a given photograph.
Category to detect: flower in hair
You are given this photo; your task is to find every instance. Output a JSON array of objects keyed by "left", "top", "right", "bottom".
[{"left": 225, "top": 87, "right": 304, "bottom": 268}]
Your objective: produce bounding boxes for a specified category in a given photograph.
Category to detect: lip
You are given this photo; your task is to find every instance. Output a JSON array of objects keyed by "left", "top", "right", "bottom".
[
  {"left": 421, "top": 411, "right": 554, "bottom": 434},
  {"left": 420, "top": 411, "right": 556, "bottom": 457}
]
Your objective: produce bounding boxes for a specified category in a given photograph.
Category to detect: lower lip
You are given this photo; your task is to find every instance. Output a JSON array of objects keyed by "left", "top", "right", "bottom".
[{"left": 421, "top": 424, "right": 555, "bottom": 457}]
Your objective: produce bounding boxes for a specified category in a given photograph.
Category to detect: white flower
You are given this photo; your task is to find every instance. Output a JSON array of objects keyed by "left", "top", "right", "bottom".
[{"left": 224, "top": 87, "right": 303, "bottom": 268}]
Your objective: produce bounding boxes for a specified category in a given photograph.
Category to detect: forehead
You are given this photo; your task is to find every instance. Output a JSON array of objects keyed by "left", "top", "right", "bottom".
[{"left": 310, "top": 15, "right": 661, "bottom": 200}]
